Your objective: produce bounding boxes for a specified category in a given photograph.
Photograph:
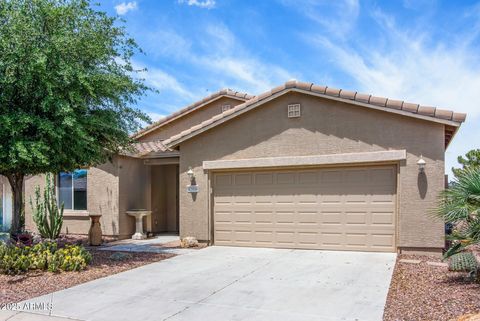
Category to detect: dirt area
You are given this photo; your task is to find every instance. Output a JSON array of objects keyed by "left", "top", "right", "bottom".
[
  {"left": 384, "top": 255, "right": 480, "bottom": 321},
  {"left": 0, "top": 244, "right": 175, "bottom": 305}
]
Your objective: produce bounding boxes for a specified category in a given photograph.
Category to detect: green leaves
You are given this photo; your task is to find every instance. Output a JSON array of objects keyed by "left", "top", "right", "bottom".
[
  {"left": 0, "top": 0, "right": 151, "bottom": 233},
  {"left": 452, "top": 149, "right": 480, "bottom": 179},
  {"left": 0, "top": 0, "right": 151, "bottom": 176},
  {"left": 436, "top": 168, "right": 480, "bottom": 259}
]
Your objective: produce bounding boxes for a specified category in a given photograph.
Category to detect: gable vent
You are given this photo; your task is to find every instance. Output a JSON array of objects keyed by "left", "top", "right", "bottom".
[
  {"left": 221, "top": 104, "right": 231, "bottom": 112},
  {"left": 287, "top": 104, "right": 301, "bottom": 118}
]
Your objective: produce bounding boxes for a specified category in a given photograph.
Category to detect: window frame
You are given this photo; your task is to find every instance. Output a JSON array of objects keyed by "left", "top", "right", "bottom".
[{"left": 56, "top": 170, "right": 89, "bottom": 214}]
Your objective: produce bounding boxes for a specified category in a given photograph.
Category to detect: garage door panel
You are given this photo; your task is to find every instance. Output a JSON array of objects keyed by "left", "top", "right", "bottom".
[{"left": 213, "top": 166, "right": 397, "bottom": 252}]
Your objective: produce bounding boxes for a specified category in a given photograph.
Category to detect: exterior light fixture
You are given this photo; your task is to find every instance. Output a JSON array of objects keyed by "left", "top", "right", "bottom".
[
  {"left": 417, "top": 155, "right": 426, "bottom": 172},
  {"left": 187, "top": 167, "right": 195, "bottom": 182}
]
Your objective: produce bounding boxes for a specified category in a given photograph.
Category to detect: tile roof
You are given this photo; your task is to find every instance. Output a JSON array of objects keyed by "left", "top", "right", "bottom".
[
  {"left": 120, "top": 141, "right": 174, "bottom": 158},
  {"left": 132, "top": 88, "right": 254, "bottom": 139},
  {"left": 164, "top": 80, "right": 466, "bottom": 148}
]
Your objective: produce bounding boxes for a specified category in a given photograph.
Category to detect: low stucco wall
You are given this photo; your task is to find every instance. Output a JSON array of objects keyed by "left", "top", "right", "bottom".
[{"left": 177, "top": 92, "right": 446, "bottom": 251}]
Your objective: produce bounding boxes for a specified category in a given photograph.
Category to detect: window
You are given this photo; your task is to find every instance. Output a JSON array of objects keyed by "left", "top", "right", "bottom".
[
  {"left": 287, "top": 104, "right": 301, "bottom": 118},
  {"left": 221, "top": 104, "right": 231, "bottom": 112},
  {"left": 58, "top": 169, "right": 87, "bottom": 210}
]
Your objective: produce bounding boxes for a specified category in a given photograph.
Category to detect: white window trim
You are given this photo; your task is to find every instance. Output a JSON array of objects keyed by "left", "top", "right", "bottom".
[
  {"left": 287, "top": 103, "right": 301, "bottom": 118},
  {"left": 56, "top": 171, "right": 88, "bottom": 212}
]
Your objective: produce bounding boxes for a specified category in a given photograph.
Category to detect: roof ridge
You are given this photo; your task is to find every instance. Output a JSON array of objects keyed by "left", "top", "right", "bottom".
[
  {"left": 132, "top": 88, "right": 255, "bottom": 139},
  {"left": 163, "top": 80, "right": 466, "bottom": 148}
]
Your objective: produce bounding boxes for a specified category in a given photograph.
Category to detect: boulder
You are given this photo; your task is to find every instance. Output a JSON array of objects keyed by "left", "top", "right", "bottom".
[{"left": 181, "top": 236, "right": 198, "bottom": 248}]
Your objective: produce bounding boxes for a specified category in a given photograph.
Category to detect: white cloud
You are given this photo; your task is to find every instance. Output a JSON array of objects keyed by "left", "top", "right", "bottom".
[
  {"left": 142, "top": 67, "right": 196, "bottom": 100},
  {"left": 305, "top": 8, "right": 480, "bottom": 176},
  {"left": 115, "top": 2, "right": 137, "bottom": 15},
  {"left": 177, "top": 0, "right": 216, "bottom": 9},
  {"left": 281, "top": 0, "right": 359, "bottom": 38}
]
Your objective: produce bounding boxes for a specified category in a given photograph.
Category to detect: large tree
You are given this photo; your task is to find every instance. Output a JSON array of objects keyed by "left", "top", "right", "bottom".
[
  {"left": 0, "top": 0, "right": 150, "bottom": 234},
  {"left": 452, "top": 149, "right": 480, "bottom": 179}
]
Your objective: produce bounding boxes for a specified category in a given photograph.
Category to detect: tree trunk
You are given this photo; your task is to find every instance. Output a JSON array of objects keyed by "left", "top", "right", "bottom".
[{"left": 6, "top": 173, "right": 24, "bottom": 234}]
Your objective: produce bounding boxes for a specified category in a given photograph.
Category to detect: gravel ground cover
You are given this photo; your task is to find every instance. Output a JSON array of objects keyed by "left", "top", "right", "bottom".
[
  {"left": 384, "top": 255, "right": 480, "bottom": 321},
  {"left": 0, "top": 248, "right": 174, "bottom": 305}
]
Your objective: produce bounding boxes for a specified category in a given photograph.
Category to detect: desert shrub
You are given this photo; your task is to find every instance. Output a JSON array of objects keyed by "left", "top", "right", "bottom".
[
  {"left": 30, "top": 174, "right": 64, "bottom": 240},
  {"left": 435, "top": 168, "right": 480, "bottom": 259},
  {"left": 0, "top": 241, "right": 91, "bottom": 275}
]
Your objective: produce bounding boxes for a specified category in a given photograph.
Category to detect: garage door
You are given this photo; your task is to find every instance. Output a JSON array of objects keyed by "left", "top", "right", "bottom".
[{"left": 213, "top": 166, "right": 397, "bottom": 252}]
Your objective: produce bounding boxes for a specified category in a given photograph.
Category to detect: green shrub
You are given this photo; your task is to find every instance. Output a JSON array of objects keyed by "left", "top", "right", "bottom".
[
  {"left": 30, "top": 173, "right": 64, "bottom": 240},
  {"left": 0, "top": 241, "right": 92, "bottom": 275}
]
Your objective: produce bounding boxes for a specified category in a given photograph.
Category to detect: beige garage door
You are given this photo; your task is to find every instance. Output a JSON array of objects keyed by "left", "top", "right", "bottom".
[{"left": 213, "top": 165, "right": 397, "bottom": 252}]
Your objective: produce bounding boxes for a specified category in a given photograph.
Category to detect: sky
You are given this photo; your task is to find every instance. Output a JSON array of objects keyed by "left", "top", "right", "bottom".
[{"left": 101, "top": 0, "right": 480, "bottom": 177}]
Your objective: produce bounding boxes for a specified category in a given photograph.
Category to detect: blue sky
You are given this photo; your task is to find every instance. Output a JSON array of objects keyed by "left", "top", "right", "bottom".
[{"left": 101, "top": 0, "right": 480, "bottom": 176}]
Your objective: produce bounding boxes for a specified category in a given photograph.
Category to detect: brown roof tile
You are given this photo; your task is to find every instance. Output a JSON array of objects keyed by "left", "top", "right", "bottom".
[
  {"left": 325, "top": 87, "right": 341, "bottom": 97},
  {"left": 369, "top": 96, "right": 388, "bottom": 107},
  {"left": 452, "top": 112, "right": 467, "bottom": 122},
  {"left": 402, "top": 102, "right": 419, "bottom": 113},
  {"left": 386, "top": 99, "right": 403, "bottom": 110},
  {"left": 163, "top": 80, "right": 466, "bottom": 148},
  {"left": 310, "top": 84, "right": 327, "bottom": 94},
  {"left": 417, "top": 106, "right": 436, "bottom": 117},
  {"left": 339, "top": 90, "right": 357, "bottom": 100},
  {"left": 355, "top": 93, "right": 371, "bottom": 104},
  {"left": 435, "top": 109, "right": 453, "bottom": 120}
]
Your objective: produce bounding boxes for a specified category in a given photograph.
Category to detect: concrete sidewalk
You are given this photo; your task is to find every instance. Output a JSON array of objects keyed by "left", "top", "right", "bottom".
[{"left": 1, "top": 247, "right": 396, "bottom": 321}]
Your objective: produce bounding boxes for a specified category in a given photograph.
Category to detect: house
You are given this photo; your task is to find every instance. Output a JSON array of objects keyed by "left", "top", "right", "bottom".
[{"left": 18, "top": 80, "right": 465, "bottom": 255}]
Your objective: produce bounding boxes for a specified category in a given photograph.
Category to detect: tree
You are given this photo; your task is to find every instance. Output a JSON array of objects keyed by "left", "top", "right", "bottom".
[
  {"left": 452, "top": 149, "right": 480, "bottom": 179},
  {"left": 0, "top": 0, "right": 150, "bottom": 234},
  {"left": 435, "top": 168, "right": 480, "bottom": 259}
]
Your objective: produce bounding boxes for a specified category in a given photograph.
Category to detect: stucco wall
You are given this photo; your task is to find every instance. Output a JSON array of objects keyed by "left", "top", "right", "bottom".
[
  {"left": 177, "top": 92, "right": 446, "bottom": 250},
  {"left": 118, "top": 156, "right": 151, "bottom": 238},
  {"left": 24, "top": 159, "right": 120, "bottom": 236},
  {"left": 138, "top": 97, "right": 245, "bottom": 142}
]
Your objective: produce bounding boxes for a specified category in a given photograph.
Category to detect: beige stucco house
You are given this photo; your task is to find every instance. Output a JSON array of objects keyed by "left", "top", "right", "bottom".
[{"left": 18, "top": 80, "right": 466, "bottom": 255}]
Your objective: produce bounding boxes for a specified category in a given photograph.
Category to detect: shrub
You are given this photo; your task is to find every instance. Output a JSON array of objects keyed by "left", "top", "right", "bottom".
[
  {"left": 30, "top": 174, "right": 64, "bottom": 240},
  {"left": 0, "top": 241, "right": 91, "bottom": 275},
  {"left": 434, "top": 168, "right": 480, "bottom": 259}
]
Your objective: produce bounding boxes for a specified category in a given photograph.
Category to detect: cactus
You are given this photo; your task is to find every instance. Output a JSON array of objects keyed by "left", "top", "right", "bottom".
[
  {"left": 449, "top": 252, "right": 478, "bottom": 272},
  {"left": 30, "top": 173, "right": 64, "bottom": 239}
]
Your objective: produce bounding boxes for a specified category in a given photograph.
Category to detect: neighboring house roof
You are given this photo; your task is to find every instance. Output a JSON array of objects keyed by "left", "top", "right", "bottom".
[
  {"left": 132, "top": 88, "right": 255, "bottom": 139},
  {"left": 164, "top": 80, "right": 467, "bottom": 149}
]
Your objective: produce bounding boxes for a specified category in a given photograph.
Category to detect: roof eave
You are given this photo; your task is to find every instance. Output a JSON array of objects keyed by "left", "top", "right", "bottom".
[
  {"left": 165, "top": 87, "right": 464, "bottom": 148},
  {"left": 132, "top": 93, "right": 251, "bottom": 140}
]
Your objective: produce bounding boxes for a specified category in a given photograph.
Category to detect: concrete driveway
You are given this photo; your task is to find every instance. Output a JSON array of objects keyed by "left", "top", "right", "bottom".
[{"left": 2, "top": 246, "right": 396, "bottom": 321}]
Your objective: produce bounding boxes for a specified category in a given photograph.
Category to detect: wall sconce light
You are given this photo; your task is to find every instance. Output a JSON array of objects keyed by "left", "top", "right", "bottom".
[
  {"left": 417, "top": 155, "right": 426, "bottom": 172},
  {"left": 187, "top": 166, "right": 195, "bottom": 182}
]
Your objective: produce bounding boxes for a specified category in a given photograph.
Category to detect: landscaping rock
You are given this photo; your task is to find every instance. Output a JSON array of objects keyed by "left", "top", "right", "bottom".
[
  {"left": 109, "top": 252, "right": 133, "bottom": 261},
  {"left": 180, "top": 236, "right": 198, "bottom": 248},
  {"left": 457, "top": 313, "right": 480, "bottom": 321},
  {"left": 426, "top": 261, "right": 448, "bottom": 268},
  {"left": 399, "top": 259, "right": 421, "bottom": 264}
]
